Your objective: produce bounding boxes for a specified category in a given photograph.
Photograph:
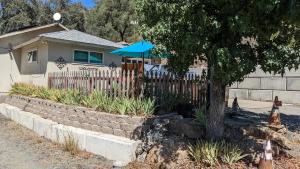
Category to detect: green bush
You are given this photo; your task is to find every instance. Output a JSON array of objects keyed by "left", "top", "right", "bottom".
[
  {"left": 61, "top": 90, "right": 84, "bottom": 106},
  {"left": 188, "top": 140, "right": 247, "bottom": 167},
  {"left": 10, "top": 83, "right": 37, "bottom": 96},
  {"left": 195, "top": 106, "right": 206, "bottom": 126},
  {"left": 10, "top": 83, "right": 155, "bottom": 116},
  {"left": 159, "top": 92, "right": 190, "bottom": 112}
]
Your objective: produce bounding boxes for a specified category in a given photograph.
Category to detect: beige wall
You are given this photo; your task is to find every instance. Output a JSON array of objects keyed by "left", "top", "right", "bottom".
[
  {"left": 0, "top": 25, "right": 66, "bottom": 92},
  {"left": 21, "top": 41, "right": 48, "bottom": 74},
  {"left": 17, "top": 41, "right": 122, "bottom": 87},
  {"left": 0, "top": 24, "right": 122, "bottom": 92},
  {"left": 0, "top": 49, "right": 22, "bottom": 93},
  {"left": 47, "top": 41, "right": 122, "bottom": 73}
]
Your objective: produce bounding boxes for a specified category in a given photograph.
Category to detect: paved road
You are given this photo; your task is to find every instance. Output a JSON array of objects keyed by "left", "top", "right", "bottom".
[
  {"left": 229, "top": 99, "right": 300, "bottom": 132},
  {"left": 0, "top": 114, "right": 113, "bottom": 169}
]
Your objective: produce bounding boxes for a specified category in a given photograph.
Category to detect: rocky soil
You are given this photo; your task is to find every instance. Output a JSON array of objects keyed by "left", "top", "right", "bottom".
[{"left": 0, "top": 114, "right": 113, "bottom": 169}]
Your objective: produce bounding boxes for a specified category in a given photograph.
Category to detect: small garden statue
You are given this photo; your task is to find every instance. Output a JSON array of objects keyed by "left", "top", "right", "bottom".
[
  {"left": 232, "top": 97, "right": 240, "bottom": 114},
  {"left": 258, "top": 140, "right": 273, "bottom": 169},
  {"left": 269, "top": 96, "right": 282, "bottom": 126}
]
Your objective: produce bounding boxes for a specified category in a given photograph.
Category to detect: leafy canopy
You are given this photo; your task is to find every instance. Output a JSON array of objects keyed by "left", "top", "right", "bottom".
[
  {"left": 136, "top": 0, "right": 300, "bottom": 85},
  {"left": 85, "top": 0, "right": 139, "bottom": 42},
  {"left": 0, "top": 0, "right": 86, "bottom": 34}
]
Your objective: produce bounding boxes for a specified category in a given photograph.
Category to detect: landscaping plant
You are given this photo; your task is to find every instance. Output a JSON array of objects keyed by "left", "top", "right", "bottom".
[
  {"left": 195, "top": 105, "right": 206, "bottom": 127},
  {"left": 221, "top": 142, "right": 248, "bottom": 165},
  {"left": 188, "top": 140, "right": 220, "bottom": 166},
  {"left": 188, "top": 140, "right": 247, "bottom": 167},
  {"left": 10, "top": 83, "right": 156, "bottom": 116}
]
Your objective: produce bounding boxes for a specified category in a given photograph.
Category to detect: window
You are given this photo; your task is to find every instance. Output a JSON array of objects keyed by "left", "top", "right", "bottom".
[
  {"left": 27, "top": 49, "right": 37, "bottom": 63},
  {"left": 74, "top": 50, "right": 103, "bottom": 64},
  {"left": 89, "top": 52, "right": 103, "bottom": 64},
  {"left": 74, "top": 50, "right": 89, "bottom": 63}
]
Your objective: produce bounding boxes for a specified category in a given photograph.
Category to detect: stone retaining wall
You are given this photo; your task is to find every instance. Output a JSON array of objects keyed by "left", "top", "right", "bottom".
[
  {"left": 229, "top": 67, "right": 300, "bottom": 104},
  {"left": 1, "top": 95, "right": 180, "bottom": 139}
]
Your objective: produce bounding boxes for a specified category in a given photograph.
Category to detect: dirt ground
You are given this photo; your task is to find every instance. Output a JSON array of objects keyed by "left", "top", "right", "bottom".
[{"left": 0, "top": 114, "right": 113, "bottom": 169}]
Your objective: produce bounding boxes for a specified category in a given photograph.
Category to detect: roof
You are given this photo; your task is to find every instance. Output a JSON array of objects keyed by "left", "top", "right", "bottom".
[
  {"left": 0, "top": 23, "right": 68, "bottom": 39},
  {"left": 39, "top": 30, "right": 123, "bottom": 48}
]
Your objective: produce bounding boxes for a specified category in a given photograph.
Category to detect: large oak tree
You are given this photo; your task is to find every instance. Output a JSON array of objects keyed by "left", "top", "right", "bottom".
[
  {"left": 85, "top": 0, "right": 139, "bottom": 42},
  {"left": 136, "top": 0, "right": 300, "bottom": 139}
]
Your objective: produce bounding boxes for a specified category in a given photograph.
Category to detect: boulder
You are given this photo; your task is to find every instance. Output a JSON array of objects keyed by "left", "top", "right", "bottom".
[{"left": 170, "top": 118, "right": 205, "bottom": 139}]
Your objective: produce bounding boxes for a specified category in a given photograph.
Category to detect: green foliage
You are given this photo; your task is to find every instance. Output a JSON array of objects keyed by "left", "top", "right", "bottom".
[
  {"left": 0, "top": 0, "right": 87, "bottom": 34},
  {"left": 188, "top": 140, "right": 247, "bottom": 167},
  {"left": 188, "top": 140, "right": 220, "bottom": 166},
  {"left": 136, "top": 0, "right": 300, "bottom": 85},
  {"left": 85, "top": 0, "right": 139, "bottom": 42},
  {"left": 221, "top": 142, "right": 248, "bottom": 165},
  {"left": 0, "top": 0, "right": 140, "bottom": 42},
  {"left": 159, "top": 92, "right": 189, "bottom": 112},
  {"left": 10, "top": 83, "right": 155, "bottom": 116},
  {"left": 60, "top": 90, "right": 84, "bottom": 106},
  {"left": 136, "top": 0, "right": 300, "bottom": 139},
  {"left": 195, "top": 106, "right": 206, "bottom": 126}
]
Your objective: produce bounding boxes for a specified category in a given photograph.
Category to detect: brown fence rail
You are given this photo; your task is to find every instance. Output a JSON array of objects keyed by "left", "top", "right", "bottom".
[{"left": 48, "top": 70, "right": 206, "bottom": 107}]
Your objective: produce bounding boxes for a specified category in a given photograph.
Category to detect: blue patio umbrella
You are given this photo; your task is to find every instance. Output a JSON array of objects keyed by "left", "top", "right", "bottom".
[
  {"left": 111, "top": 40, "right": 155, "bottom": 73},
  {"left": 111, "top": 40, "right": 155, "bottom": 59}
]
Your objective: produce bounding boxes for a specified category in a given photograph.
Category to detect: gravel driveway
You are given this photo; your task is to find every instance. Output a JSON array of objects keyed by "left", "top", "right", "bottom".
[{"left": 0, "top": 114, "right": 113, "bottom": 169}]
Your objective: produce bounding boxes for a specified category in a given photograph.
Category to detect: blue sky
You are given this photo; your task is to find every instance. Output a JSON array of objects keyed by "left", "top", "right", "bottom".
[{"left": 72, "top": 0, "right": 95, "bottom": 8}]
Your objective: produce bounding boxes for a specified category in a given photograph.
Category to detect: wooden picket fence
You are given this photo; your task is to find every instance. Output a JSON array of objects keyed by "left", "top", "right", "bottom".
[{"left": 48, "top": 70, "right": 206, "bottom": 107}]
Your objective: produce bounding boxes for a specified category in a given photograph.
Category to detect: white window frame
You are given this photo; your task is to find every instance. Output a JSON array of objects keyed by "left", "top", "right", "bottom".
[
  {"left": 73, "top": 49, "right": 104, "bottom": 65},
  {"left": 27, "top": 48, "right": 38, "bottom": 63}
]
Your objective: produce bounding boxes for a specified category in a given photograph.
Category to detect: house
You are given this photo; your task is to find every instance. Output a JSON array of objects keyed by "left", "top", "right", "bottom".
[{"left": 0, "top": 23, "right": 123, "bottom": 93}]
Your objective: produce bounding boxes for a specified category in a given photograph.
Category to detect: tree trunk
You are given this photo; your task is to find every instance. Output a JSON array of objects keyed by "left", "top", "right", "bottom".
[{"left": 206, "top": 77, "right": 226, "bottom": 140}]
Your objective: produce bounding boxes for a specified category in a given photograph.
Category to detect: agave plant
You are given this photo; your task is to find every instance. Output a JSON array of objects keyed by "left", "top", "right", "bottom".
[
  {"left": 221, "top": 142, "right": 248, "bottom": 165},
  {"left": 188, "top": 140, "right": 220, "bottom": 166}
]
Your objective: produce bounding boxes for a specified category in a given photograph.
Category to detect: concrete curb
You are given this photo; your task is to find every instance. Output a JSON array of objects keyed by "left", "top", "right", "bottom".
[{"left": 0, "top": 103, "right": 140, "bottom": 165}]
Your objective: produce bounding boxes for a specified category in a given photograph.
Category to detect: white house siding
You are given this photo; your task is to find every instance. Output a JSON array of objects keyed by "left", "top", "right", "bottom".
[
  {"left": 47, "top": 41, "right": 122, "bottom": 73},
  {"left": 229, "top": 67, "right": 300, "bottom": 104},
  {"left": 0, "top": 25, "right": 66, "bottom": 93},
  {"left": 0, "top": 49, "right": 22, "bottom": 93},
  {"left": 19, "top": 41, "right": 49, "bottom": 86}
]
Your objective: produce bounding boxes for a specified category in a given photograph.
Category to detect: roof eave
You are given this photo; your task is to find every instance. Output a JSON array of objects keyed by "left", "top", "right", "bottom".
[
  {"left": 42, "top": 37, "right": 122, "bottom": 50},
  {"left": 0, "top": 23, "right": 68, "bottom": 40},
  {"left": 12, "top": 37, "right": 41, "bottom": 50}
]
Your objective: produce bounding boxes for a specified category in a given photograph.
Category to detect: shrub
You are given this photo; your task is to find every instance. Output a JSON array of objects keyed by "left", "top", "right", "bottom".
[
  {"left": 63, "top": 133, "right": 79, "bottom": 155},
  {"left": 195, "top": 106, "right": 206, "bottom": 126},
  {"left": 188, "top": 140, "right": 220, "bottom": 166},
  {"left": 10, "top": 83, "right": 156, "bottom": 116},
  {"left": 159, "top": 92, "right": 190, "bottom": 112},
  {"left": 188, "top": 140, "right": 247, "bottom": 167},
  {"left": 10, "top": 83, "right": 36, "bottom": 96},
  {"left": 221, "top": 142, "right": 248, "bottom": 165},
  {"left": 140, "top": 98, "right": 156, "bottom": 116},
  {"left": 60, "top": 89, "right": 84, "bottom": 106}
]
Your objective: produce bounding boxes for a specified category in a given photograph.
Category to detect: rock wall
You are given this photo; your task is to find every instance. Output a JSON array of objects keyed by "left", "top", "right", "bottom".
[
  {"left": 1, "top": 95, "right": 180, "bottom": 139},
  {"left": 229, "top": 67, "right": 300, "bottom": 104}
]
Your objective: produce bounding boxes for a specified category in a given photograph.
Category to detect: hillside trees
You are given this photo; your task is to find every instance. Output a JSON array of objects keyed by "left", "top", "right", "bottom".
[
  {"left": 85, "top": 0, "right": 139, "bottom": 42},
  {"left": 0, "top": 0, "right": 86, "bottom": 34}
]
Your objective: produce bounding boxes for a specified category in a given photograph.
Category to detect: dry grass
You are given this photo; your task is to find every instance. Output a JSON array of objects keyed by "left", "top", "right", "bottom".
[{"left": 63, "top": 133, "right": 79, "bottom": 156}]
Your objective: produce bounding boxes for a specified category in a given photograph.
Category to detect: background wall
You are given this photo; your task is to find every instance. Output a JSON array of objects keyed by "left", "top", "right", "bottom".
[{"left": 229, "top": 67, "right": 300, "bottom": 104}]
